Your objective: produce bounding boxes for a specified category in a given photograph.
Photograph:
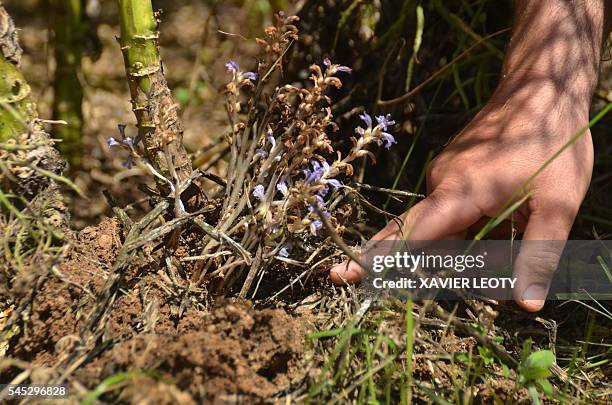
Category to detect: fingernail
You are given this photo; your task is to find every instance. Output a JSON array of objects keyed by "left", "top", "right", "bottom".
[
  {"left": 521, "top": 284, "right": 547, "bottom": 311},
  {"left": 523, "top": 284, "right": 548, "bottom": 300},
  {"left": 329, "top": 260, "right": 363, "bottom": 285}
]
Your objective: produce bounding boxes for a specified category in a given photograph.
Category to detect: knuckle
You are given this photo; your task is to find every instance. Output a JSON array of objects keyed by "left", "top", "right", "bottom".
[
  {"left": 427, "top": 187, "right": 459, "bottom": 214},
  {"left": 532, "top": 197, "right": 579, "bottom": 222},
  {"left": 427, "top": 157, "right": 445, "bottom": 182},
  {"left": 434, "top": 178, "right": 465, "bottom": 198},
  {"left": 523, "top": 249, "right": 562, "bottom": 276},
  {"left": 426, "top": 165, "right": 437, "bottom": 185}
]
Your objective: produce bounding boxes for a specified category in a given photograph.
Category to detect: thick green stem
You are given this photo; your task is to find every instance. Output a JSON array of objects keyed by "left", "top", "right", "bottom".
[
  {"left": 0, "top": 58, "right": 36, "bottom": 140},
  {"left": 0, "top": 3, "right": 67, "bottom": 226},
  {"left": 0, "top": 6, "right": 37, "bottom": 142},
  {"left": 51, "top": 0, "right": 84, "bottom": 165},
  {"left": 117, "top": 0, "right": 192, "bottom": 190}
]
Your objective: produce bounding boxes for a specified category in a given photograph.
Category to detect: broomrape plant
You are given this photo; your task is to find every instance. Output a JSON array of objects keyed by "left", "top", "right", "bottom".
[{"left": 108, "top": 14, "right": 397, "bottom": 296}]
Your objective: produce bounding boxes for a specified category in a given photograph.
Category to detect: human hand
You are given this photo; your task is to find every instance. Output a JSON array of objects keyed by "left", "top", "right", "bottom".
[{"left": 330, "top": 81, "right": 594, "bottom": 312}]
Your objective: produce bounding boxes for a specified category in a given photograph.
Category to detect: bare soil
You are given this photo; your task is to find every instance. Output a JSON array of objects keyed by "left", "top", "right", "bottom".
[{"left": 6, "top": 218, "right": 312, "bottom": 402}]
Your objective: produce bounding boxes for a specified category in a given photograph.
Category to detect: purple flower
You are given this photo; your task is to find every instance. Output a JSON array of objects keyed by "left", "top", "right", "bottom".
[
  {"left": 381, "top": 132, "right": 397, "bottom": 149},
  {"left": 376, "top": 114, "right": 395, "bottom": 131},
  {"left": 253, "top": 184, "right": 265, "bottom": 200},
  {"left": 308, "top": 195, "right": 326, "bottom": 213},
  {"left": 243, "top": 71, "right": 258, "bottom": 82},
  {"left": 304, "top": 160, "right": 333, "bottom": 184},
  {"left": 313, "top": 194, "right": 325, "bottom": 211},
  {"left": 304, "top": 167, "right": 321, "bottom": 183},
  {"left": 278, "top": 243, "right": 292, "bottom": 258},
  {"left": 123, "top": 155, "right": 134, "bottom": 169},
  {"left": 118, "top": 124, "right": 127, "bottom": 137},
  {"left": 310, "top": 220, "right": 323, "bottom": 236},
  {"left": 323, "top": 58, "right": 352, "bottom": 74},
  {"left": 110, "top": 125, "right": 141, "bottom": 148},
  {"left": 255, "top": 148, "right": 268, "bottom": 159},
  {"left": 107, "top": 137, "right": 121, "bottom": 147},
  {"left": 225, "top": 60, "right": 257, "bottom": 82},
  {"left": 267, "top": 133, "right": 276, "bottom": 148},
  {"left": 225, "top": 60, "right": 239, "bottom": 73},
  {"left": 276, "top": 181, "right": 288, "bottom": 196},
  {"left": 359, "top": 112, "right": 373, "bottom": 128},
  {"left": 327, "top": 179, "right": 341, "bottom": 189},
  {"left": 308, "top": 162, "right": 323, "bottom": 182},
  {"left": 315, "top": 194, "right": 325, "bottom": 207}
]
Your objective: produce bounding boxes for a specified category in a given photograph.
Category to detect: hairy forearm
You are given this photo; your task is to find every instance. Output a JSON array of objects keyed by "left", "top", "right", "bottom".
[{"left": 495, "top": 0, "right": 608, "bottom": 118}]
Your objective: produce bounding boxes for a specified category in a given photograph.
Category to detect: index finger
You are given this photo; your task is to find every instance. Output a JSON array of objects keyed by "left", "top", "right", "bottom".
[{"left": 330, "top": 188, "right": 481, "bottom": 284}]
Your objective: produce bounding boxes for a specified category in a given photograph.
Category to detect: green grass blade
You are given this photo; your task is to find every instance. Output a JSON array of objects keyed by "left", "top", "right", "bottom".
[{"left": 82, "top": 370, "right": 155, "bottom": 405}]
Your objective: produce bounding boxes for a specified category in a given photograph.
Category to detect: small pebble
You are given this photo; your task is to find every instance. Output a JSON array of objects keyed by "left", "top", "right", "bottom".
[{"left": 98, "top": 234, "right": 113, "bottom": 250}]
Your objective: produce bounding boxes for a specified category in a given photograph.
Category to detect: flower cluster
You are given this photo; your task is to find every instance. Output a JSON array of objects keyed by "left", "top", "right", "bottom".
[
  {"left": 323, "top": 58, "right": 352, "bottom": 75},
  {"left": 224, "top": 60, "right": 259, "bottom": 113},
  {"left": 255, "top": 13, "right": 299, "bottom": 76},
  {"left": 225, "top": 60, "right": 258, "bottom": 82},
  {"left": 177, "top": 14, "right": 398, "bottom": 293},
  {"left": 236, "top": 55, "right": 397, "bottom": 244},
  {"left": 354, "top": 112, "right": 397, "bottom": 150}
]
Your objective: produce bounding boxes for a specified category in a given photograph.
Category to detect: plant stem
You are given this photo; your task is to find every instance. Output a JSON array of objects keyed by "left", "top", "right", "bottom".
[
  {"left": 51, "top": 0, "right": 84, "bottom": 165},
  {"left": 0, "top": 9, "right": 37, "bottom": 141},
  {"left": 117, "top": 0, "right": 192, "bottom": 190},
  {"left": 0, "top": 3, "right": 67, "bottom": 225}
]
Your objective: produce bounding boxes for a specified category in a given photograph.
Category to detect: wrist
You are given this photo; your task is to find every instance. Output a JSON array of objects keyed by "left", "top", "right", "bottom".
[
  {"left": 491, "top": 72, "right": 593, "bottom": 122},
  {"left": 496, "top": 0, "right": 607, "bottom": 119}
]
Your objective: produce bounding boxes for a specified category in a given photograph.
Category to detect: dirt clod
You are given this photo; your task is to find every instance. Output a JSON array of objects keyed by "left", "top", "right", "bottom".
[{"left": 78, "top": 303, "right": 307, "bottom": 403}]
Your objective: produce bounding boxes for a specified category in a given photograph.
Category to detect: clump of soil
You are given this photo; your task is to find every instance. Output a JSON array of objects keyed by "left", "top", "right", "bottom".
[{"left": 79, "top": 303, "right": 308, "bottom": 403}]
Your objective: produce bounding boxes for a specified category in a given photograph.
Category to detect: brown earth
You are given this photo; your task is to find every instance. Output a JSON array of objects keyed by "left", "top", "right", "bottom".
[
  {"left": 7, "top": 218, "right": 310, "bottom": 403},
  {"left": 78, "top": 305, "right": 308, "bottom": 403}
]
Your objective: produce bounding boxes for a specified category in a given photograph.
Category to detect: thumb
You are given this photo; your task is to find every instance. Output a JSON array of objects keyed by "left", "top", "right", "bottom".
[
  {"left": 513, "top": 204, "right": 573, "bottom": 312},
  {"left": 330, "top": 188, "right": 481, "bottom": 284}
]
